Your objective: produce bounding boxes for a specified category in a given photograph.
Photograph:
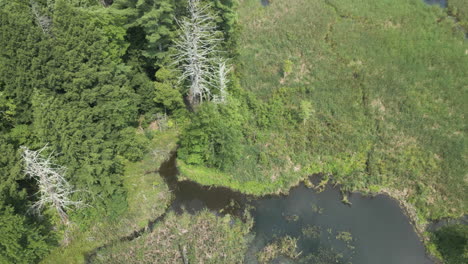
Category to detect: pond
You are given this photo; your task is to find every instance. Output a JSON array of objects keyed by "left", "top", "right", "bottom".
[
  {"left": 159, "top": 154, "right": 434, "bottom": 264},
  {"left": 245, "top": 185, "right": 433, "bottom": 263}
]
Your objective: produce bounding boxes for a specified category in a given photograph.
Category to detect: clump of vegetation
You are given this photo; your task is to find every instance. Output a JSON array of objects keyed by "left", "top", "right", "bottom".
[
  {"left": 431, "top": 224, "right": 468, "bottom": 264},
  {"left": 283, "top": 213, "right": 300, "bottom": 222},
  {"left": 178, "top": 101, "right": 246, "bottom": 171},
  {"left": 336, "top": 230, "right": 355, "bottom": 250},
  {"left": 340, "top": 192, "right": 351, "bottom": 206},
  {"left": 282, "top": 59, "right": 294, "bottom": 78},
  {"left": 314, "top": 175, "right": 330, "bottom": 193},
  {"left": 302, "top": 225, "right": 321, "bottom": 239},
  {"left": 298, "top": 247, "right": 345, "bottom": 264},
  {"left": 92, "top": 210, "right": 252, "bottom": 264},
  {"left": 448, "top": 0, "right": 468, "bottom": 29},
  {"left": 336, "top": 231, "right": 353, "bottom": 243},
  {"left": 299, "top": 100, "right": 314, "bottom": 125},
  {"left": 311, "top": 203, "right": 324, "bottom": 214},
  {"left": 257, "top": 235, "right": 300, "bottom": 263}
]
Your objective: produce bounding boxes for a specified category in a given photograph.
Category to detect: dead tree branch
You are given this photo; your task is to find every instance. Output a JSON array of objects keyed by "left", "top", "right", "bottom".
[{"left": 21, "top": 145, "right": 84, "bottom": 225}]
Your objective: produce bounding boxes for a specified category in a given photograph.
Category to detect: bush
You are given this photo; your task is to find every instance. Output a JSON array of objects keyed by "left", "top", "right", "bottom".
[
  {"left": 178, "top": 101, "right": 245, "bottom": 170},
  {"left": 433, "top": 225, "right": 468, "bottom": 264}
]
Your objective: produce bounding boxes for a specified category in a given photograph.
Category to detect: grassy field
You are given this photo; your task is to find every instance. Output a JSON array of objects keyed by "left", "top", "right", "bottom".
[
  {"left": 40, "top": 129, "right": 177, "bottom": 264},
  {"left": 182, "top": 0, "right": 466, "bottom": 223},
  {"left": 91, "top": 210, "right": 253, "bottom": 264}
]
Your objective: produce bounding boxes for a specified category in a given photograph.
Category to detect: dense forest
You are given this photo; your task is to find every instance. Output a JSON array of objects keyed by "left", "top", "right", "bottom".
[{"left": 0, "top": 0, "right": 466, "bottom": 263}]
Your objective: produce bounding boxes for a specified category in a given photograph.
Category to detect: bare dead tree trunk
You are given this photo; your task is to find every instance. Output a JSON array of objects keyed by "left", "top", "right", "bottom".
[
  {"left": 174, "top": 0, "right": 223, "bottom": 107},
  {"left": 21, "top": 145, "right": 84, "bottom": 225}
]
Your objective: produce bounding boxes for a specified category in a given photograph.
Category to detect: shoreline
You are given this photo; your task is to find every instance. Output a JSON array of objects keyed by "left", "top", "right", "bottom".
[{"left": 178, "top": 165, "right": 465, "bottom": 263}]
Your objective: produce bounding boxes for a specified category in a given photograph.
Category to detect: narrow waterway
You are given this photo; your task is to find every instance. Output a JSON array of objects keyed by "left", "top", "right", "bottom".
[{"left": 158, "top": 154, "right": 434, "bottom": 264}]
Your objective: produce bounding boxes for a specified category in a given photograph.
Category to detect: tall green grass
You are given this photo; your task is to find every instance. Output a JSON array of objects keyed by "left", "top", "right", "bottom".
[{"left": 184, "top": 0, "right": 467, "bottom": 221}]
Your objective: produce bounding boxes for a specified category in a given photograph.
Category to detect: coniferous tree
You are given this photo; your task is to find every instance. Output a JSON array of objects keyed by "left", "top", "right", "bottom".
[
  {"left": 29, "top": 1, "right": 142, "bottom": 219},
  {"left": 0, "top": 202, "right": 51, "bottom": 264}
]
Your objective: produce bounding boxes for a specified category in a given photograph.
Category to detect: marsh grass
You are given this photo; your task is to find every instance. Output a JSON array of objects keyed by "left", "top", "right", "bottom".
[
  {"left": 178, "top": 2, "right": 466, "bottom": 261},
  {"left": 231, "top": 0, "right": 467, "bottom": 220},
  {"left": 213, "top": 2, "right": 468, "bottom": 262},
  {"left": 257, "top": 235, "right": 300, "bottom": 263},
  {"left": 182, "top": 0, "right": 466, "bottom": 224},
  {"left": 91, "top": 210, "right": 253, "bottom": 264}
]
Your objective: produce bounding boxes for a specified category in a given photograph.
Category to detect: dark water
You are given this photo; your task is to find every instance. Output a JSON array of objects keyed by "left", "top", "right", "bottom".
[
  {"left": 423, "top": 0, "right": 447, "bottom": 8},
  {"left": 158, "top": 155, "right": 434, "bottom": 264},
  {"left": 427, "top": 215, "right": 468, "bottom": 232},
  {"left": 158, "top": 154, "right": 248, "bottom": 217},
  {"left": 246, "top": 185, "right": 433, "bottom": 264}
]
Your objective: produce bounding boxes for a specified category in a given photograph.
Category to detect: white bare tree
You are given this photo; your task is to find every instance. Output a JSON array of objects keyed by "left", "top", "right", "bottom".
[
  {"left": 212, "top": 60, "right": 231, "bottom": 104},
  {"left": 30, "top": 0, "right": 53, "bottom": 36},
  {"left": 173, "top": 0, "right": 222, "bottom": 106},
  {"left": 21, "top": 145, "right": 84, "bottom": 225}
]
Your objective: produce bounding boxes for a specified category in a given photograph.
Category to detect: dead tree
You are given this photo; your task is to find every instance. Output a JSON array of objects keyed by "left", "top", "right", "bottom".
[
  {"left": 30, "top": 0, "right": 52, "bottom": 36},
  {"left": 174, "top": 0, "right": 222, "bottom": 107},
  {"left": 21, "top": 145, "right": 84, "bottom": 225},
  {"left": 212, "top": 60, "right": 231, "bottom": 104}
]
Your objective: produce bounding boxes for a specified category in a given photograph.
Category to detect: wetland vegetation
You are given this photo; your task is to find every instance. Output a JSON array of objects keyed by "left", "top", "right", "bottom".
[{"left": 0, "top": 0, "right": 466, "bottom": 263}]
